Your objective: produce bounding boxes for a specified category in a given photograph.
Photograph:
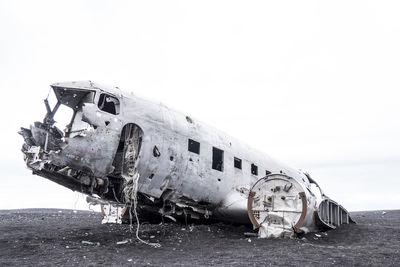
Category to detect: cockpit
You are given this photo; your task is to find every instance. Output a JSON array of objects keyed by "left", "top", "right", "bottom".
[{"left": 44, "top": 84, "right": 121, "bottom": 138}]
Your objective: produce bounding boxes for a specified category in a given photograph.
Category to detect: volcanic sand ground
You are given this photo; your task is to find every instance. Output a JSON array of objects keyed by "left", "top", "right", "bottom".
[{"left": 0, "top": 209, "right": 399, "bottom": 266}]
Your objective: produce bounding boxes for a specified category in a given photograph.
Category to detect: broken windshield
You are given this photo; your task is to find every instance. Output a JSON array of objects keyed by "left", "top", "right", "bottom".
[{"left": 46, "top": 87, "right": 96, "bottom": 137}]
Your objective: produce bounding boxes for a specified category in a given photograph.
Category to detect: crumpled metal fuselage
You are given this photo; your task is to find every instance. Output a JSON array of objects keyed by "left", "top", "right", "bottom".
[
  {"left": 20, "top": 81, "right": 354, "bottom": 237},
  {"left": 20, "top": 83, "right": 122, "bottom": 198}
]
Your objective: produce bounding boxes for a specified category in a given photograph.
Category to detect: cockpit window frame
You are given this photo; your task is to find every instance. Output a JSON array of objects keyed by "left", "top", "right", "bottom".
[{"left": 97, "top": 93, "right": 120, "bottom": 115}]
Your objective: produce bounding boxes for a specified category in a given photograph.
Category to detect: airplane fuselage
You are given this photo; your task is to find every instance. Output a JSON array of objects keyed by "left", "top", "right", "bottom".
[{"left": 20, "top": 81, "right": 353, "bottom": 237}]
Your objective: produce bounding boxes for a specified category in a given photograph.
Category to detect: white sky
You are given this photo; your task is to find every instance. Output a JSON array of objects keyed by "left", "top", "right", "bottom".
[{"left": 0, "top": 0, "right": 399, "bottom": 211}]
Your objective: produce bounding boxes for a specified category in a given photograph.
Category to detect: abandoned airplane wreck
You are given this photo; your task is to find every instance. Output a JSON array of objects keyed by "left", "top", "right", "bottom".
[{"left": 20, "top": 81, "right": 354, "bottom": 238}]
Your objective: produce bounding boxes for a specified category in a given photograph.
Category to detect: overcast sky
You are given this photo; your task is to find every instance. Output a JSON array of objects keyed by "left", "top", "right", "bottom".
[{"left": 0, "top": 0, "right": 399, "bottom": 211}]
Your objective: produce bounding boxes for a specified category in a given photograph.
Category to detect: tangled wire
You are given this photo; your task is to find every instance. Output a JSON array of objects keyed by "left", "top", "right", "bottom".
[{"left": 123, "top": 172, "right": 161, "bottom": 248}]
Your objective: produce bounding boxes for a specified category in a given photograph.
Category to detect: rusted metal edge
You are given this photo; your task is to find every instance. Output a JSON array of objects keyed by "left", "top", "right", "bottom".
[
  {"left": 247, "top": 191, "right": 260, "bottom": 229},
  {"left": 293, "top": 191, "right": 307, "bottom": 232}
]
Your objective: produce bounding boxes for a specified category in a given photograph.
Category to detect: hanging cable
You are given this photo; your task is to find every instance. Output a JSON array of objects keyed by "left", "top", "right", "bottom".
[{"left": 128, "top": 172, "right": 160, "bottom": 248}]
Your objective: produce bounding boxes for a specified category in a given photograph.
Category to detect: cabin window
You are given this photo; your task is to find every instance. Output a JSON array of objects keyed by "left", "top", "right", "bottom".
[
  {"left": 265, "top": 170, "right": 271, "bottom": 176},
  {"left": 251, "top": 164, "right": 258, "bottom": 176},
  {"left": 234, "top": 157, "right": 242, "bottom": 169},
  {"left": 98, "top": 93, "right": 120, "bottom": 115},
  {"left": 212, "top": 147, "right": 224, "bottom": 171},
  {"left": 188, "top": 139, "right": 200, "bottom": 154}
]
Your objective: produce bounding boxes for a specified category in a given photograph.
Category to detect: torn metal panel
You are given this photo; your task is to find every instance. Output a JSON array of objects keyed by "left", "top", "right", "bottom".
[
  {"left": 248, "top": 174, "right": 353, "bottom": 238},
  {"left": 19, "top": 80, "right": 353, "bottom": 238}
]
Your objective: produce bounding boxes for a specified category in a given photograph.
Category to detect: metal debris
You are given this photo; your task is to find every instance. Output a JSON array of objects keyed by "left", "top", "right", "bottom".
[{"left": 116, "top": 239, "right": 131, "bottom": 245}]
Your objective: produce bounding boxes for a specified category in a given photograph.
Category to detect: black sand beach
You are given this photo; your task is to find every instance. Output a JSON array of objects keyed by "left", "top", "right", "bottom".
[{"left": 0, "top": 209, "right": 399, "bottom": 266}]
